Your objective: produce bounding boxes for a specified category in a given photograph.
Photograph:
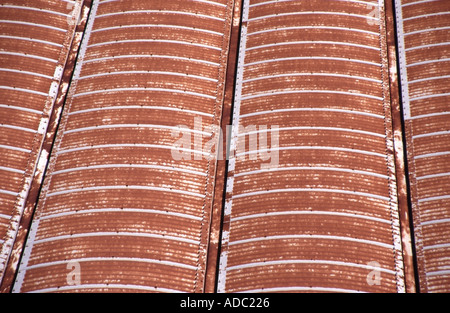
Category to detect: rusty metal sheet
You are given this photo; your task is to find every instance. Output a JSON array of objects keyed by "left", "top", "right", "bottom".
[
  {"left": 12, "top": 0, "right": 234, "bottom": 293},
  {"left": 395, "top": 0, "right": 450, "bottom": 293},
  {"left": 0, "top": 0, "right": 83, "bottom": 287},
  {"left": 218, "top": 0, "right": 406, "bottom": 293}
]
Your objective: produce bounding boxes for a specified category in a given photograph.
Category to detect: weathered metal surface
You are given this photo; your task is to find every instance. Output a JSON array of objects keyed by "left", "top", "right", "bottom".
[
  {"left": 12, "top": 0, "right": 234, "bottom": 293},
  {"left": 218, "top": 0, "right": 406, "bottom": 293},
  {"left": 0, "top": 0, "right": 83, "bottom": 286},
  {"left": 395, "top": 0, "right": 450, "bottom": 293}
]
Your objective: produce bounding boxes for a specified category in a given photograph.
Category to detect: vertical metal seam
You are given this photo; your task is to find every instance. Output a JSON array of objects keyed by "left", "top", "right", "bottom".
[
  {"left": 204, "top": 0, "right": 242, "bottom": 293},
  {"left": 377, "top": 0, "right": 406, "bottom": 293},
  {"left": 384, "top": 0, "right": 418, "bottom": 293},
  {"left": 11, "top": 0, "right": 99, "bottom": 293},
  {"left": 394, "top": 0, "right": 427, "bottom": 292},
  {"left": 194, "top": 0, "right": 235, "bottom": 293},
  {"left": 217, "top": 0, "right": 248, "bottom": 294}
]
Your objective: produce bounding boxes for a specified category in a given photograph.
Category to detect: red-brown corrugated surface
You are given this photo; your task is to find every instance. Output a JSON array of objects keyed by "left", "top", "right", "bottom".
[
  {"left": 12, "top": 0, "right": 234, "bottom": 293},
  {"left": 218, "top": 0, "right": 406, "bottom": 293},
  {"left": 0, "top": 0, "right": 81, "bottom": 282},
  {"left": 395, "top": 0, "right": 450, "bottom": 293}
]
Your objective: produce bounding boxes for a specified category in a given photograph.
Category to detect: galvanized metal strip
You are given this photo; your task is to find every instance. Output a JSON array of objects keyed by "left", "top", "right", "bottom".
[
  {"left": 91, "top": 24, "right": 224, "bottom": 36},
  {"left": 72, "top": 87, "right": 217, "bottom": 100},
  {"left": 230, "top": 210, "right": 393, "bottom": 224},
  {"left": 95, "top": 10, "right": 226, "bottom": 22},
  {"left": 227, "top": 259, "right": 397, "bottom": 275},
  {"left": 231, "top": 188, "right": 391, "bottom": 202},
  {"left": 237, "top": 126, "right": 387, "bottom": 139},
  {"left": 394, "top": 0, "right": 412, "bottom": 119},
  {"left": 67, "top": 105, "right": 215, "bottom": 118},
  {"left": 33, "top": 231, "right": 199, "bottom": 245},
  {"left": 228, "top": 234, "right": 395, "bottom": 250},
  {"left": 240, "top": 107, "right": 385, "bottom": 119},
  {"left": 234, "top": 166, "right": 389, "bottom": 180},
  {"left": 83, "top": 54, "right": 221, "bottom": 67},
  {"left": 40, "top": 207, "right": 203, "bottom": 222},
  {"left": 78, "top": 70, "right": 219, "bottom": 82},
  {"left": 246, "top": 40, "right": 381, "bottom": 51},
  {"left": 247, "top": 11, "right": 379, "bottom": 22},
  {"left": 51, "top": 164, "right": 207, "bottom": 177},
  {"left": 0, "top": 20, "right": 66, "bottom": 33}
]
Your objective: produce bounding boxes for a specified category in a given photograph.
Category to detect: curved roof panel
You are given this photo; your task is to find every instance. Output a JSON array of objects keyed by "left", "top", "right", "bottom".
[
  {"left": 0, "top": 0, "right": 80, "bottom": 282},
  {"left": 218, "top": 0, "right": 406, "bottom": 293},
  {"left": 395, "top": 0, "right": 450, "bottom": 293},
  {"left": 12, "top": 0, "right": 233, "bottom": 293}
]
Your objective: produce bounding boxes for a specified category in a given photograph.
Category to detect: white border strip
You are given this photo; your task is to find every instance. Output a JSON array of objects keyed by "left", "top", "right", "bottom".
[
  {"left": 0, "top": 5, "right": 70, "bottom": 17},
  {"left": 78, "top": 70, "right": 218, "bottom": 82},
  {"left": 230, "top": 210, "right": 392, "bottom": 224},
  {"left": 46, "top": 185, "right": 205, "bottom": 199},
  {"left": 24, "top": 257, "right": 196, "bottom": 271},
  {"left": 27, "top": 284, "right": 185, "bottom": 293},
  {"left": 67, "top": 105, "right": 214, "bottom": 118},
  {"left": 243, "top": 72, "right": 382, "bottom": 84},
  {"left": 0, "top": 166, "right": 25, "bottom": 174},
  {"left": 248, "top": 11, "right": 379, "bottom": 22},
  {"left": 239, "top": 286, "right": 365, "bottom": 293},
  {"left": 231, "top": 188, "right": 390, "bottom": 202},
  {"left": 241, "top": 90, "right": 383, "bottom": 101},
  {"left": 92, "top": 24, "right": 223, "bottom": 36},
  {"left": 0, "top": 144, "right": 31, "bottom": 154},
  {"left": 395, "top": 0, "right": 411, "bottom": 119},
  {"left": 73, "top": 87, "right": 216, "bottom": 100},
  {"left": 0, "top": 35, "right": 62, "bottom": 47},
  {"left": 33, "top": 231, "right": 198, "bottom": 245},
  {"left": 40, "top": 207, "right": 203, "bottom": 222},
  {"left": 87, "top": 39, "right": 222, "bottom": 51},
  {"left": 64, "top": 124, "right": 212, "bottom": 136},
  {"left": 238, "top": 126, "right": 386, "bottom": 139},
  {"left": 245, "top": 56, "right": 381, "bottom": 67},
  {"left": 240, "top": 107, "right": 384, "bottom": 119},
  {"left": 246, "top": 40, "right": 380, "bottom": 51},
  {"left": 227, "top": 259, "right": 396, "bottom": 274},
  {"left": 51, "top": 164, "right": 207, "bottom": 177},
  {"left": 95, "top": 10, "right": 225, "bottom": 22},
  {"left": 236, "top": 146, "right": 387, "bottom": 159},
  {"left": 0, "top": 51, "right": 57, "bottom": 63},
  {"left": 56, "top": 143, "right": 210, "bottom": 156},
  {"left": 235, "top": 166, "right": 388, "bottom": 179},
  {"left": 83, "top": 54, "right": 220, "bottom": 67},
  {"left": 229, "top": 234, "right": 394, "bottom": 250},
  {"left": 0, "top": 104, "right": 42, "bottom": 115},
  {"left": 0, "top": 20, "right": 66, "bottom": 32},
  {"left": 248, "top": 26, "right": 379, "bottom": 37}
]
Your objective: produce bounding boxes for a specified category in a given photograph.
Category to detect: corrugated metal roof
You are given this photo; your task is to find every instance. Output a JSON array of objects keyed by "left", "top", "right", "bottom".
[
  {"left": 11, "top": 0, "right": 234, "bottom": 293},
  {"left": 395, "top": 0, "right": 450, "bottom": 293},
  {"left": 218, "top": 0, "right": 405, "bottom": 293},
  {"left": 0, "top": 0, "right": 448, "bottom": 294},
  {"left": 0, "top": 0, "right": 81, "bottom": 285}
]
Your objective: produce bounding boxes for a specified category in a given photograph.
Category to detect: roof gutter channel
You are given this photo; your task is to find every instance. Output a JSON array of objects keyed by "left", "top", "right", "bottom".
[
  {"left": 387, "top": 0, "right": 418, "bottom": 293},
  {"left": 204, "top": 0, "right": 243, "bottom": 293}
]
